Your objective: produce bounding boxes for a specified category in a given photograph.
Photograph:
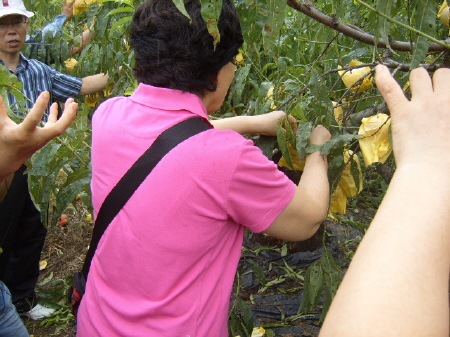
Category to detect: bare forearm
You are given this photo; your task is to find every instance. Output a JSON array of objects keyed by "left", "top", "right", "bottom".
[
  {"left": 71, "top": 29, "right": 93, "bottom": 56},
  {"left": 320, "top": 165, "right": 450, "bottom": 337},
  {"left": 211, "top": 111, "right": 294, "bottom": 136},
  {"left": 80, "top": 73, "right": 109, "bottom": 95},
  {"left": 296, "top": 152, "right": 330, "bottom": 226},
  {"left": 211, "top": 116, "right": 258, "bottom": 135}
]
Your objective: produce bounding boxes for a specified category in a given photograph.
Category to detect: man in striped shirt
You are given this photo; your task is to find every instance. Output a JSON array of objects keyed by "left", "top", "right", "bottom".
[{"left": 0, "top": 0, "right": 108, "bottom": 321}]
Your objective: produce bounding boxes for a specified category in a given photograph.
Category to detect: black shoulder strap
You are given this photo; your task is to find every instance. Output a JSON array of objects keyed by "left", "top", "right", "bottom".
[{"left": 81, "top": 117, "right": 212, "bottom": 278}]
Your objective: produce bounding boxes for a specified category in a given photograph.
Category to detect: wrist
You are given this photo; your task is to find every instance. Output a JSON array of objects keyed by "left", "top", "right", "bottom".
[{"left": 305, "top": 151, "right": 328, "bottom": 167}]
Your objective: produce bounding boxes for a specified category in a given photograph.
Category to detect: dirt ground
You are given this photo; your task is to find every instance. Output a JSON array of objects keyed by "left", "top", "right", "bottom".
[
  {"left": 23, "top": 203, "right": 371, "bottom": 337},
  {"left": 24, "top": 204, "right": 93, "bottom": 337}
]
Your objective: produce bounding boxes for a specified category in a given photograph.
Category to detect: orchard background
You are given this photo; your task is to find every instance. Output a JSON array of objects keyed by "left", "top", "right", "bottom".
[{"left": 2, "top": 0, "right": 449, "bottom": 336}]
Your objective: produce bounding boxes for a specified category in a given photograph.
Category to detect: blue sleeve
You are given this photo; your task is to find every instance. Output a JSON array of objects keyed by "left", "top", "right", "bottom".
[
  {"left": 50, "top": 70, "right": 83, "bottom": 100},
  {"left": 35, "top": 14, "right": 67, "bottom": 41}
]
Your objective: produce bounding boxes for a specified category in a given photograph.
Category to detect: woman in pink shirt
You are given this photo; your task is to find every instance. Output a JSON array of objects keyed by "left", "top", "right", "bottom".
[{"left": 77, "top": 1, "right": 331, "bottom": 336}]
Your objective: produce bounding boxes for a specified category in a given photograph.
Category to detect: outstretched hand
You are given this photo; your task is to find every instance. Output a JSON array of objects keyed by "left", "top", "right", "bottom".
[
  {"left": 62, "top": 0, "right": 75, "bottom": 21},
  {"left": 254, "top": 110, "right": 298, "bottom": 136},
  {"left": 0, "top": 91, "right": 77, "bottom": 181},
  {"left": 375, "top": 65, "right": 450, "bottom": 169}
]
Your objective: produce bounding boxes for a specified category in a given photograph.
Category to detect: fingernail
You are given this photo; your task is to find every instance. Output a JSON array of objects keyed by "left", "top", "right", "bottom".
[{"left": 375, "top": 64, "right": 387, "bottom": 74}]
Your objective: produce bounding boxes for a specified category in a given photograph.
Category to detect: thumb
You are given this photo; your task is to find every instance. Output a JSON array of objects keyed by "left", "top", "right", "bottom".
[{"left": 375, "top": 65, "right": 409, "bottom": 118}]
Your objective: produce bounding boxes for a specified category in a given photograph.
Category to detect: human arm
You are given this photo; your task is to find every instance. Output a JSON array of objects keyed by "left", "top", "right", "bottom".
[
  {"left": 211, "top": 110, "right": 297, "bottom": 136},
  {"left": 264, "top": 125, "right": 331, "bottom": 241},
  {"left": 0, "top": 92, "right": 77, "bottom": 182},
  {"left": 40, "top": 0, "right": 76, "bottom": 41},
  {"left": 319, "top": 65, "right": 450, "bottom": 337},
  {"left": 61, "top": 0, "right": 74, "bottom": 21},
  {"left": 79, "top": 73, "right": 109, "bottom": 95},
  {"left": 70, "top": 29, "right": 93, "bottom": 56}
]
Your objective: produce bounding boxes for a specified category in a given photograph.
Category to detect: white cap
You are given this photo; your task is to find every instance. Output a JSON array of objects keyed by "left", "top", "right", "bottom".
[{"left": 0, "top": 0, "right": 34, "bottom": 19}]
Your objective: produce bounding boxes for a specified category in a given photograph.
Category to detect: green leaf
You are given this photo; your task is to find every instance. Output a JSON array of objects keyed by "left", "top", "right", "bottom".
[
  {"left": 308, "top": 265, "right": 324, "bottom": 307},
  {"left": 299, "top": 263, "right": 312, "bottom": 313},
  {"left": 375, "top": 0, "right": 393, "bottom": 53},
  {"left": 320, "top": 133, "right": 359, "bottom": 156},
  {"left": 410, "top": 0, "right": 435, "bottom": 70},
  {"left": 228, "top": 297, "right": 254, "bottom": 337},
  {"left": 277, "top": 123, "right": 292, "bottom": 167},
  {"left": 261, "top": 0, "right": 286, "bottom": 54},
  {"left": 106, "top": 6, "right": 134, "bottom": 17},
  {"left": 318, "top": 247, "right": 342, "bottom": 321},
  {"left": 101, "top": 0, "right": 134, "bottom": 5},
  {"left": 231, "top": 64, "right": 251, "bottom": 106},
  {"left": 306, "top": 70, "right": 333, "bottom": 127},
  {"left": 172, "top": 0, "right": 192, "bottom": 21},
  {"left": 200, "top": 0, "right": 222, "bottom": 47},
  {"left": 110, "top": 16, "right": 133, "bottom": 35},
  {"left": 0, "top": 65, "right": 24, "bottom": 102},
  {"left": 350, "top": 153, "right": 361, "bottom": 193},
  {"left": 253, "top": 135, "right": 277, "bottom": 159},
  {"left": 52, "top": 168, "right": 91, "bottom": 226},
  {"left": 246, "top": 259, "right": 267, "bottom": 287},
  {"left": 295, "top": 122, "right": 313, "bottom": 162}
]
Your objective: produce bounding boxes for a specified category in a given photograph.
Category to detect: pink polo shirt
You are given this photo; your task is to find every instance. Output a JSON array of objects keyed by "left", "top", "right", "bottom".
[{"left": 77, "top": 84, "right": 296, "bottom": 337}]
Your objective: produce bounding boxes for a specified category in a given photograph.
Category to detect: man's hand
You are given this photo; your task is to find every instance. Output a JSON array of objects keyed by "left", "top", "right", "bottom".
[
  {"left": 0, "top": 91, "right": 77, "bottom": 181},
  {"left": 62, "top": 0, "right": 75, "bottom": 21}
]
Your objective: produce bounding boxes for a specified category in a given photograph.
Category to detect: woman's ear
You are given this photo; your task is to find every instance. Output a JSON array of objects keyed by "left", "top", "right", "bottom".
[{"left": 211, "top": 73, "right": 219, "bottom": 85}]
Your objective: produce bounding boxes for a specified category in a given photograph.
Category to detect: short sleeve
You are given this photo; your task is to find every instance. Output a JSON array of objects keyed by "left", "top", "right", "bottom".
[
  {"left": 49, "top": 68, "right": 82, "bottom": 100},
  {"left": 227, "top": 140, "right": 296, "bottom": 233}
]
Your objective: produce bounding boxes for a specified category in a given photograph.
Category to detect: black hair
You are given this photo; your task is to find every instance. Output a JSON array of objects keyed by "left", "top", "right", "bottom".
[{"left": 129, "top": 0, "right": 243, "bottom": 97}]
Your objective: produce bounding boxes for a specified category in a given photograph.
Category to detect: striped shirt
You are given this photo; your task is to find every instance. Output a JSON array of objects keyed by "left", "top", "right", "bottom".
[{"left": 3, "top": 54, "right": 82, "bottom": 120}]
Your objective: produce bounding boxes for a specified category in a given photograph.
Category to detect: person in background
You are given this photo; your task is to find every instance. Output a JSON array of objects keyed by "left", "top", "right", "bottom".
[
  {"left": 319, "top": 65, "right": 450, "bottom": 337},
  {"left": 0, "top": 0, "right": 106, "bottom": 320},
  {"left": 26, "top": 0, "right": 93, "bottom": 63},
  {"left": 0, "top": 92, "right": 77, "bottom": 337},
  {"left": 76, "top": 1, "right": 331, "bottom": 336}
]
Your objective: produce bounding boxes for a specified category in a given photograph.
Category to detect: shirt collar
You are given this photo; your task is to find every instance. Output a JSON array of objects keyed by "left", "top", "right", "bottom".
[
  {"left": 130, "top": 83, "right": 209, "bottom": 120},
  {"left": 16, "top": 53, "right": 29, "bottom": 73},
  {"left": 0, "top": 53, "right": 29, "bottom": 73}
]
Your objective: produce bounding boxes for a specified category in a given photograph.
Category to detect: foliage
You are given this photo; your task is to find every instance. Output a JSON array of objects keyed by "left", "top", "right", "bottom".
[
  {"left": 2, "top": 0, "right": 449, "bottom": 333},
  {"left": 299, "top": 246, "right": 342, "bottom": 323},
  {"left": 36, "top": 273, "right": 74, "bottom": 333}
]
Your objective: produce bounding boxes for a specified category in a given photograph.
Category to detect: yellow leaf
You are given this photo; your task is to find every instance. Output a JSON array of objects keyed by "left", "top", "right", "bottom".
[
  {"left": 329, "top": 150, "right": 363, "bottom": 215},
  {"left": 251, "top": 327, "right": 266, "bottom": 337},
  {"left": 265, "top": 86, "right": 277, "bottom": 109},
  {"left": 73, "top": 0, "right": 100, "bottom": 15},
  {"left": 39, "top": 260, "right": 48, "bottom": 271},
  {"left": 340, "top": 150, "right": 363, "bottom": 197},
  {"left": 332, "top": 101, "right": 344, "bottom": 125},
  {"left": 85, "top": 214, "right": 93, "bottom": 223},
  {"left": 438, "top": 0, "right": 450, "bottom": 29},
  {"left": 338, "top": 60, "right": 373, "bottom": 94},
  {"left": 329, "top": 183, "right": 348, "bottom": 215},
  {"left": 64, "top": 58, "right": 78, "bottom": 73},
  {"left": 234, "top": 52, "right": 245, "bottom": 66},
  {"left": 85, "top": 94, "right": 99, "bottom": 107},
  {"left": 358, "top": 113, "right": 392, "bottom": 166},
  {"left": 278, "top": 143, "right": 305, "bottom": 171},
  {"left": 103, "top": 83, "right": 114, "bottom": 97},
  {"left": 403, "top": 81, "right": 410, "bottom": 92}
]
